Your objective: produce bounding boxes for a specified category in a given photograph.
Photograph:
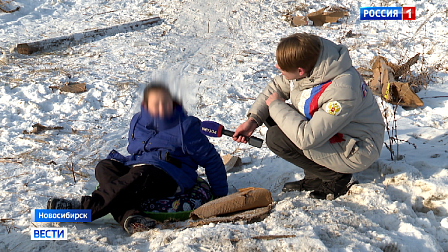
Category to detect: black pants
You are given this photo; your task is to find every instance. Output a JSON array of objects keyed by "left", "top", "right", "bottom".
[
  {"left": 265, "top": 124, "right": 345, "bottom": 181},
  {"left": 81, "top": 159, "right": 178, "bottom": 227}
]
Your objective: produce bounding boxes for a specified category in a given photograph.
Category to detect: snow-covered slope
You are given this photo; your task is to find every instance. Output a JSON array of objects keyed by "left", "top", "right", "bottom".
[{"left": 1, "top": 0, "right": 448, "bottom": 251}]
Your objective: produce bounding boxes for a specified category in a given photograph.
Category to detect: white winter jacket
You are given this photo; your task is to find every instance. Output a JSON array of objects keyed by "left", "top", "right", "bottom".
[{"left": 248, "top": 38, "right": 385, "bottom": 173}]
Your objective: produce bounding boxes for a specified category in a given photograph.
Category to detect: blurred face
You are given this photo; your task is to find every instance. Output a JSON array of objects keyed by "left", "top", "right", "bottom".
[
  {"left": 146, "top": 90, "right": 173, "bottom": 118},
  {"left": 276, "top": 64, "right": 307, "bottom": 80}
]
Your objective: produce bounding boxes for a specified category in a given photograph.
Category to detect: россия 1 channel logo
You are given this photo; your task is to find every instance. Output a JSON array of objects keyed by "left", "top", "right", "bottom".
[{"left": 360, "top": 7, "right": 416, "bottom": 20}]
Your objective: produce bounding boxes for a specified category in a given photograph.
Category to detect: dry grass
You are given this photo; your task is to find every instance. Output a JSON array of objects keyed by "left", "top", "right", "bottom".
[
  {"left": 0, "top": 0, "right": 11, "bottom": 8},
  {"left": 61, "top": 161, "right": 89, "bottom": 183},
  {"left": 112, "top": 80, "right": 140, "bottom": 92},
  {"left": 0, "top": 172, "right": 31, "bottom": 182},
  {"left": 377, "top": 54, "right": 439, "bottom": 161},
  {"left": 401, "top": 60, "right": 442, "bottom": 93},
  {"left": 370, "top": 23, "right": 444, "bottom": 160},
  {"left": 327, "top": 6, "right": 349, "bottom": 13},
  {"left": 0, "top": 218, "right": 19, "bottom": 234}
]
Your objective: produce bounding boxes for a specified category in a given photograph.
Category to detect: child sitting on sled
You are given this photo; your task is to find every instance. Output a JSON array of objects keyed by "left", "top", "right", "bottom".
[{"left": 47, "top": 83, "right": 228, "bottom": 235}]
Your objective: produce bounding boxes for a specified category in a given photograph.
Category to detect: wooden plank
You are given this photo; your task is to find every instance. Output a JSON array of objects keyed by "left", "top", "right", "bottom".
[
  {"left": 17, "top": 17, "right": 161, "bottom": 55},
  {"left": 222, "top": 154, "right": 242, "bottom": 172}
]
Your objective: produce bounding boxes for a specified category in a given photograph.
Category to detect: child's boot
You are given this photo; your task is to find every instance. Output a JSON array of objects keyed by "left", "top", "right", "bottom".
[
  {"left": 124, "top": 215, "right": 157, "bottom": 235},
  {"left": 47, "top": 198, "right": 81, "bottom": 209}
]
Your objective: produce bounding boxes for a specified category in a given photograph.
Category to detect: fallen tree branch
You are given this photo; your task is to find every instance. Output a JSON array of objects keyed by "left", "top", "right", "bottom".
[
  {"left": 22, "top": 123, "right": 64, "bottom": 134},
  {"left": 0, "top": 1, "right": 20, "bottom": 13},
  {"left": 19, "top": 137, "right": 50, "bottom": 145},
  {"left": 0, "top": 157, "right": 22, "bottom": 164},
  {"left": 393, "top": 53, "right": 420, "bottom": 79},
  {"left": 17, "top": 17, "right": 161, "bottom": 55}
]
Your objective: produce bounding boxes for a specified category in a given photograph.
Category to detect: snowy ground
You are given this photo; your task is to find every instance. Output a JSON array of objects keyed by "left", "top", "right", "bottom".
[{"left": 1, "top": 0, "right": 448, "bottom": 251}]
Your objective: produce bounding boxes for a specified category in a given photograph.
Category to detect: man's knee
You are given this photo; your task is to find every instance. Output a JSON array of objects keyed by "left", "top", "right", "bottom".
[{"left": 266, "top": 126, "right": 283, "bottom": 150}]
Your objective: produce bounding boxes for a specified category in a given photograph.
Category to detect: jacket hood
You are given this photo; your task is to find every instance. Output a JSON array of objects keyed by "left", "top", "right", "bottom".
[
  {"left": 139, "top": 104, "right": 187, "bottom": 132},
  {"left": 296, "top": 38, "right": 353, "bottom": 89}
]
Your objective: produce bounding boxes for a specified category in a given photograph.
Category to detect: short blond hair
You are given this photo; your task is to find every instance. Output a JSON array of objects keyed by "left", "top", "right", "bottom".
[{"left": 276, "top": 33, "right": 321, "bottom": 73}]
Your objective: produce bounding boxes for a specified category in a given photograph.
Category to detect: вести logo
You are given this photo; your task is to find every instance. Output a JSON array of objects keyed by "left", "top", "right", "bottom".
[{"left": 31, "top": 228, "right": 67, "bottom": 240}]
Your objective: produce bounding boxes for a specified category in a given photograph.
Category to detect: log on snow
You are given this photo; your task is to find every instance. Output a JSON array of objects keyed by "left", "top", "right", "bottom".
[{"left": 17, "top": 17, "right": 161, "bottom": 55}]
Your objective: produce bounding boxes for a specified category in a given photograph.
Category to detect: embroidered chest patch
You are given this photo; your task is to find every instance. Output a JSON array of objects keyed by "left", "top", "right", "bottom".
[{"left": 325, "top": 101, "right": 342, "bottom": 116}]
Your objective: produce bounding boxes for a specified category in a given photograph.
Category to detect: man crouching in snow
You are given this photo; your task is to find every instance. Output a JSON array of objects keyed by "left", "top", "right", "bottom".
[{"left": 233, "top": 33, "right": 385, "bottom": 200}]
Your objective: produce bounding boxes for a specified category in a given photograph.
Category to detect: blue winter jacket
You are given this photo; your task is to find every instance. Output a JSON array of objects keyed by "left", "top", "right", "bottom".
[{"left": 106, "top": 105, "right": 228, "bottom": 197}]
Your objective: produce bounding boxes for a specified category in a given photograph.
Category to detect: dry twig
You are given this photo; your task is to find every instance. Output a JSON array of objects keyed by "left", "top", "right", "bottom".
[
  {"left": 0, "top": 218, "right": 19, "bottom": 233},
  {"left": 0, "top": 157, "right": 22, "bottom": 164},
  {"left": 22, "top": 123, "right": 63, "bottom": 134},
  {"left": 0, "top": 0, "right": 20, "bottom": 13},
  {"left": 0, "top": 172, "right": 31, "bottom": 182},
  {"left": 68, "top": 162, "right": 76, "bottom": 183},
  {"left": 252, "top": 235, "right": 296, "bottom": 240}
]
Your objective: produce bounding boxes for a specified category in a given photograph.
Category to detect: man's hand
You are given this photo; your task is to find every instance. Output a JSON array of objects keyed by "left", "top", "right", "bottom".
[
  {"left": 266, "top": 92, "right": 285, "bottom": 106},
  {"left": 232, "top": 118, "right": 258, "bottom": 144}
]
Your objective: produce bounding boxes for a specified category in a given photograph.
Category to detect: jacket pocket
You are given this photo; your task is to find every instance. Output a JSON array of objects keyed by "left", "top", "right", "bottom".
[
  {"left": 348, "top": 137, "right": 379, "bottom": 165},
  {"left": 341, "top": 136, "right": 359, "bottom": 158}
]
